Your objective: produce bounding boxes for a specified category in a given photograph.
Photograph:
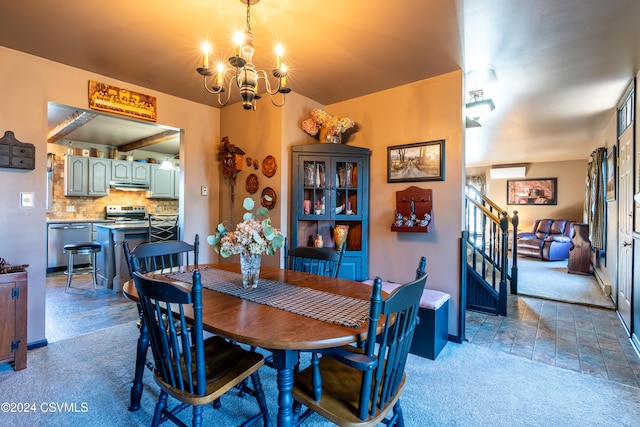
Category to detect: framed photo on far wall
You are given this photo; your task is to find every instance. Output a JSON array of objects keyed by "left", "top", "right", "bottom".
[
  {"left": 506, "top": 178, "right": 557, "bottom": 205},
  {"left": 606, "top": 146, "right": 616, "bottom": 201},
  {"left": 387, "top": 140, "right": 445, "bottom": 183}
]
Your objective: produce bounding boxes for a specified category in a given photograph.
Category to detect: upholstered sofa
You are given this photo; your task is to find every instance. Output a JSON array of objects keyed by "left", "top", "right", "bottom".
[{"left": 517, "top": 219, "right": 575, "bottom": 261}]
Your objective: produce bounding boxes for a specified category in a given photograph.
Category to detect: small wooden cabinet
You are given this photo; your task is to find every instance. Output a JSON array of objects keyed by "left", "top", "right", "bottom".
[
  {"left": 390, "top": 186, "right": 434, "bottom": 232},
  {"left": 0, "top": 271, "right": 27, "bottom": 370},
  {"left": 568, "top": 223, "right": 592, "bottom": 275}
]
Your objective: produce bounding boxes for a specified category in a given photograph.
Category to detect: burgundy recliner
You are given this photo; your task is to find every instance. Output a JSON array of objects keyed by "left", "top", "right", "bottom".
[{"left": 517, "top": 219, "right": 575, "bottom": 261}]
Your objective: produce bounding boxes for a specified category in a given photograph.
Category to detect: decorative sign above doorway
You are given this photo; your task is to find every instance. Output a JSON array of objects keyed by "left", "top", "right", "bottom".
[{"left": 88, "top": 80, "right": 157, "bottom": 122}]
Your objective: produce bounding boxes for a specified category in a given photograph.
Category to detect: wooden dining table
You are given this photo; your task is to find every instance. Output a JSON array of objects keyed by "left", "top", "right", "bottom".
[{"left": 122, "top": 262, "right": 375, "bottom": 427}]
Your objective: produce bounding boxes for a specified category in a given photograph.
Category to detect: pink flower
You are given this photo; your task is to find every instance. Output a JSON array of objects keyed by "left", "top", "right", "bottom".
[{"left": 301, "top": 118, "right": 319, "bottom": 136}]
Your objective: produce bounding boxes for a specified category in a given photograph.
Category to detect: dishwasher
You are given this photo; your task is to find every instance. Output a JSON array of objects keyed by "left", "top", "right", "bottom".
[{"left": 47, "top": 223, "right": 92, "bottom": 271}]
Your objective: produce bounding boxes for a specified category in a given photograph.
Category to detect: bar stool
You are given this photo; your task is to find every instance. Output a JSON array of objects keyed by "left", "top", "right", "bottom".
[{"left": 63, "top": 242, "right": 101, "bottom": 293}]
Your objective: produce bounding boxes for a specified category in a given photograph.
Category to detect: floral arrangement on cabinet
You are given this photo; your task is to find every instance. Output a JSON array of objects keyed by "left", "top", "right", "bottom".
[
  {"left": 207, "top": 197, "right": 284, "bottom": 258},
  {"left": 301, "top": 108, "right": 356, "bottom": 143}
]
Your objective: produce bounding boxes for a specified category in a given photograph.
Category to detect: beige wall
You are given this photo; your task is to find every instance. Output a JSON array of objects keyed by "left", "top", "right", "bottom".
[
  {"left": 327, "top": 71, "right": 465, "bottom": 336},
  {"left": 469, "top": 160, "right": 588, "bottom": 232},
  {"left": 0, "top": 46, "right": 220, "bottom": 344}
]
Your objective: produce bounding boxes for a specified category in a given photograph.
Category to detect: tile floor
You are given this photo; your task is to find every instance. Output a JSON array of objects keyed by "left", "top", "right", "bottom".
[
  {"left": 465, "top": 295, "right": 640, "bottom": 388},
  {"left": 45, "top": 271, "right": 139, "bottom": 343}
]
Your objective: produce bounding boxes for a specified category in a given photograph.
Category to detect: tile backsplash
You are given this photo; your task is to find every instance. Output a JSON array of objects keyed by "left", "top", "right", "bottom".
[{"left": 47, "top": 154, "right": 178, "bottom": 220}]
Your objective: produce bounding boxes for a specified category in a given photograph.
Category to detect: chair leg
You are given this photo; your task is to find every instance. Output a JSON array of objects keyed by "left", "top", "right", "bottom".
[
  {"left": 151, "top": 391, "right": 168, "bottom": 427},
  {"left": 129, "top": 314, "right": 149, "bottom": 412},
  {"left": 91, "top": 251, "right": 98, "bottom": 289},
  {"left": 250, "top": 371, "right": 272, "bottom": 427},
  {"left": 392, "top": 401, "right": 404, "bottom": 427},
  {"left": 65, "top": 252, "right": 74, "bottom": 293},
  {"left": 192, "top": 404, "right": 203, "bottom": 427}
]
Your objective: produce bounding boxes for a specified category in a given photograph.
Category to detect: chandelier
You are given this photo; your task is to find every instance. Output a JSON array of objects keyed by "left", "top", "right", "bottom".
[{"left": 196, "top": 0, "right": 290, "bottom": 110}]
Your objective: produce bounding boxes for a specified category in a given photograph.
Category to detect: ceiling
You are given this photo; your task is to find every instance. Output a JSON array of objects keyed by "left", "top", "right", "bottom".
[{"left": 2, "top": 0, "right": 640, "bottom": 166}]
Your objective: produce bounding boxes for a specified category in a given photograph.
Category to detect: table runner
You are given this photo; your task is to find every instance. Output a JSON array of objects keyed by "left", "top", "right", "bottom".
[{"left": 164, "top": 268, "right": 369, "bottom": 328}]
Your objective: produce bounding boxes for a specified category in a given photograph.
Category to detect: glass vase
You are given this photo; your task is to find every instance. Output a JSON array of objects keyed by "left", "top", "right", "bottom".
[{"left": 240, "top": 253, "right": 261, "bottom": 288}]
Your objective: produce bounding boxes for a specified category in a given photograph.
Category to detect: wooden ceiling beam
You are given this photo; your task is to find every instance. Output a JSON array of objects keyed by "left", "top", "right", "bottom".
[
  {"left": 47, "top": 111, "right": 98, "bottom": 143},
  {"left": 118, "top": 130, "right": 180, "bottom": 153}
]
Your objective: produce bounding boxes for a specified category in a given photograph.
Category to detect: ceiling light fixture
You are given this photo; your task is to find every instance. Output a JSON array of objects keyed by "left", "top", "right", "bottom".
[
  {"left": 196, "top": 0, "right": 290, "bottom": 110},
  {"left": 465, "top": 89, "right": 495, "bottom": 119}
]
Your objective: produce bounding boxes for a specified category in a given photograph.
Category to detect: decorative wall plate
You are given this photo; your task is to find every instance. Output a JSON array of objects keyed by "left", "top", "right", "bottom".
[
  {"left": 261, "top": 187, "right": 277, "bottom": 210},
  {"left": 245, "top": 173, "right": 259, "bottom": 194},
  {"left": 262, "top": 155, "right": 277, "bottom": 177}
]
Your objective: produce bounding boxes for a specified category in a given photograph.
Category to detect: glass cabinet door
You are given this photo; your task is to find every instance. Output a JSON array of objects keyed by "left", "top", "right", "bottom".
[
  {"left": 332, "top": 157, "right": 362, "bottom": 220},
  {"left": 300, "top": 157, "right": 331, "bottom": 219}
]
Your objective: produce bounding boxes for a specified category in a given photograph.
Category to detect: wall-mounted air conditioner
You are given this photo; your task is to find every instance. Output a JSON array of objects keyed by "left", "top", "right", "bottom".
[{"left": 489, "top": 165, "right": 526, "bottom": 179}]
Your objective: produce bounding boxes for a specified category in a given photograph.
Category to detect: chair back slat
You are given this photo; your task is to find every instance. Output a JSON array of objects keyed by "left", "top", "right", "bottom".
[{"left": 133, "top": 270, "right": 206, "bottom": 396}]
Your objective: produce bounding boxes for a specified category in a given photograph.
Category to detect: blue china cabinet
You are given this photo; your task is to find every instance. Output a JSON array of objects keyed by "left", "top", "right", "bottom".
[{"left": 291, "top": 143, "right": 370, "bottom": 281}]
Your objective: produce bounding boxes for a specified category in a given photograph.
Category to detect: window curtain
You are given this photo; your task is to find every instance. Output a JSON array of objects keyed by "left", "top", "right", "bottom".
[
  {"left": 466, "top": 175, "right": 486, "bottom": 194},
  {"left": 586, "top": 147, "right": 606, "bottom": 250}
]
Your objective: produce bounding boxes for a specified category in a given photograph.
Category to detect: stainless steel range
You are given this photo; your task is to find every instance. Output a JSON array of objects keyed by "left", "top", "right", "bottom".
[{"left": 105, "top": 205, "right": 147, "bottom": 223}]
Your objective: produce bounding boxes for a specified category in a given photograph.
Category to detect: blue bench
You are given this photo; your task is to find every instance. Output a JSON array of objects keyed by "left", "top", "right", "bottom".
[{"left": 362, "top": 280, "right": 449, "bottom": 360}]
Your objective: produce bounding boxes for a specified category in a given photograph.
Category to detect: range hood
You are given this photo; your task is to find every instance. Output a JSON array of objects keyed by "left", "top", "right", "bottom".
[{"left": 109, "top": 181, "right": 150, "bottom": 191}]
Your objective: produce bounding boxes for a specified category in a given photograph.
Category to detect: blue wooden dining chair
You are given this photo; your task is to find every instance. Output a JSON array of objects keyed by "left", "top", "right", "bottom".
[
  {"left": 122, "top": 235, "right": 199, "bottom": 412},
  {"left": 132, "top": 270, "right": 272, "bottom": 427},
  {"left": 284, "top": 240, "right": 346, "bottom": 278},
  {"left": 124, "top": 235, "right": 199, "bottom": 276},
  {"left": 291, "top": 264, "right": 428, "bottom": 426}
]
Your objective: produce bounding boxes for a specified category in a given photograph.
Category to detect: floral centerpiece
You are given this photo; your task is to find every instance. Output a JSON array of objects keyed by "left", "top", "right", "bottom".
[
  {"left": 301, "top": 108, "right": 355, "bottom": 143},
  {"left": 207, "top": 197, "right": 284, "bottom": 288}
]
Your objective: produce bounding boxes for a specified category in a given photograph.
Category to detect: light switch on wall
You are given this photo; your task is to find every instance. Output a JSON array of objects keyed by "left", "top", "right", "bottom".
[{"left": 20, "top": 192, "right": 34, "bottom": 208}]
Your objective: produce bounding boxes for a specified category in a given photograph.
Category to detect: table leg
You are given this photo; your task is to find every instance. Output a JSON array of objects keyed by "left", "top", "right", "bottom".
[
  {"left": 128, "top": 315, "right": 149, "bottom": 412},
  {"left": 113, "top": 235, "right": 124, "bottom": 292},
  {"left": 270, "top": 349, "right": 299, "bottom": 427}
]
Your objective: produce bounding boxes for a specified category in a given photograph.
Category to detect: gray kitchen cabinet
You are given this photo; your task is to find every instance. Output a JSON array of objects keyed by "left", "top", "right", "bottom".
[
  {"left": 131, "top": 162, "right": 150, "bottom": 184},
  {"left": 64, "top": 155, "right": 110, "bottom": 197},
  {"left": 64, "top": 155, "right": 88, "bottom": 196},
  {"left": 112, "top": 159, "right": 150, "bottom": 184},
  {"left": 88, "top": 157, "right": 110, "bottom": 196},
  {"left": 111, "top": 159, "right": 132, "bottom": 181},
  {"left": 148, "top": 164, "right": 177, "bottom": 199}
]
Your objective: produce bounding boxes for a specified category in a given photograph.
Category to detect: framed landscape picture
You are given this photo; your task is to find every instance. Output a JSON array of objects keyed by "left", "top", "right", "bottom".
[
  {"left": 387, "top": 140, "right": 445, "bottom": 183},
  {"left": 506, "top": 178, "right": 557, "bottom": 205}
]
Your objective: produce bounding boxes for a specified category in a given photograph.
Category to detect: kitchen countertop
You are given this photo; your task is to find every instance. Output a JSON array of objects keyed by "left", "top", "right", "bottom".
[{"left": 47, "top": 219, "right": 116, "bottom": 224}]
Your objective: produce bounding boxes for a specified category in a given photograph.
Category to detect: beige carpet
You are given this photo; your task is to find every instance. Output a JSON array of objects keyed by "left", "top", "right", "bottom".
[{"left": 515, "top": 256, "right": 615, "bottom": 309}]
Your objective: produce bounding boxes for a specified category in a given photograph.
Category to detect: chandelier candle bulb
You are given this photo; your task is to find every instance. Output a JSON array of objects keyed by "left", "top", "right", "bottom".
[
  {"left": 276, "top": 44, "right": 283, "bottom": 68},
  {"left": 234, "top": 32, "right": 243, "bottom": 57},
  {"left": 202, "top": 41, "right": 210, "bottom": 69},
  {"left": 216, "top": 62, "right": 224, "bottom": 87}
]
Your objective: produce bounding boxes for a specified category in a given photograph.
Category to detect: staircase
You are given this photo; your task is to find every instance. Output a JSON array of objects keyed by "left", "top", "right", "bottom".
[{"left": 463, "top": 186, "right": 519, "bottom": 316}]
